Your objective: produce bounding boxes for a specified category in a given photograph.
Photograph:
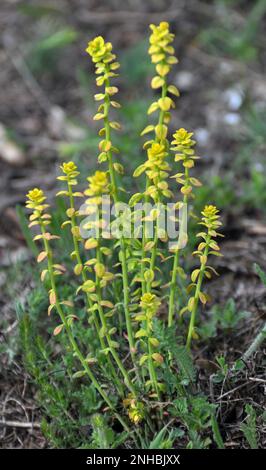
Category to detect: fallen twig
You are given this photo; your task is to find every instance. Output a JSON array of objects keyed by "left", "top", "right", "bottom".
[
  {"left": 0, "top": 420, "right": 41, "bottom": 429},
  {"left": 216, "top": 382, "right": 250, "bottom": 401},
  {"left": 248, "top": 377, "right": 266, "bottom": 384}
]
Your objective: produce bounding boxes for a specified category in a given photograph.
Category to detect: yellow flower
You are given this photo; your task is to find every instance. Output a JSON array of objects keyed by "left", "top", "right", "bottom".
[
  {"left": 144, "top": 143, "right": 171, "bottom": 200},
  {"left": 26, "top": 188, "right": 46, "bottom": 210},
  {"left": 202, "top": 205, "right": 218, "bottom": 219},
  {"left": 149, "top": 22, "right": 175, "bottom": 56},
  {"left": 86, "top": 36, "right": 114, "bottom": 64},
  {"left": 147, "top": 142, "right": 166, "bottom": 164},
  {"left": 86, "top": 36, "right": 120, "bottom": 162},
  {"left": 146, "top": 142, "right": 170, "bottom": 175},
  {"left": 171, "top": 128, "right": 198, "bottom": 167},
  {"left": 149, "top": 22, "right": 177, "bottom": 76},
  {"left": 201, "top": 205, "right": 221, "bottom": 231},
  {"left": 123, "top": 395, "right": 145, "bottom": 425},
  {"left": 171, "top": 128, "right": 195, "bottom": 149},
  {"left": 128, "top": 405, "right": 144, "bottom": 425},
  {"left": 61, "top": 161, "right": 79, "bottom": 177},
  {"left": 85, "top": 171, "right": 109, "bottom": 197},
  {"left": 140, "top": 292, "right": 161, "bottom": 314},
  {"left": 57, "top": 161, "right": 80, "bottom": 186},
  {"left": 171, "top": 128, "right": 201, "bottom": 197}
]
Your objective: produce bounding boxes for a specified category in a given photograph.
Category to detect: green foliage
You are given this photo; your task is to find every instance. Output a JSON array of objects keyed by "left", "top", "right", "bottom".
[
  {"left": 254, "top": 263, "right": 266, "bottom": 286},
  {"left": 147, "top": 425, "right": 184, "bottom": 449},
  {"left": 213, "top": 356, "right": 229, "bottom": 384},
  {"left": 19, "top": 3, "right": 61, "bottom": 18},
  {"left": 170, "top": 396, "right": 216, "bottom": 449},
  {"left": 211, "top": 414, "right": 225, "bottom": 449},
  {"left": 86, "top": 414, "right": 129, "bottom": 449},
  {"left": 120, "top": 39, "right": 154, "bottom": 87},
  {"left": 198, "top": 299, "right": 250, "bottom": 339},
  {"left": 241, "top": 108, "right": 266, "bottom": 167},
  {"left": 194, "top": 175, "right": 236, "bottom": 212},
  {"left": 18, "top": 294, "right": 123, "bottom": 448},
  {"left": 240, "top": 404, "right": 258, "bottom": 449},
  {"left": 25, "top": 18, "right": 78, "bottom": 75},
  {"left": 154, "top": 321, "right": 196, "bottom": 386},
  {"left": 199, "top": 0, "right": 266, "bottom": 61}
]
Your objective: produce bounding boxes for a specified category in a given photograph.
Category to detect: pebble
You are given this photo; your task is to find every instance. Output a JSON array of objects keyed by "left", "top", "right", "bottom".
[
  {"left": 174, "top": 71, "right": 194, "bottom": 91},
  {"left": 194, "top": 128, "right": 210, "bottom": 146},
  {"left": 223, "top": 88, "right": 243, "bottom": 111},
  {"left": 223, "top": 112, "right": 241, "bottom": 125}
]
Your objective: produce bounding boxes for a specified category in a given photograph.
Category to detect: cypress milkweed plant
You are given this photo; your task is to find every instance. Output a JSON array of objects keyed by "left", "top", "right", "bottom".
[{"left": 25, "top": 22, "right": 224, "bottom": 448}]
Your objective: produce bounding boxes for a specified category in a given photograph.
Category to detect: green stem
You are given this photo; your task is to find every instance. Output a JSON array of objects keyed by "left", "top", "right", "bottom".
[
  {"left": 147, "top": 319, "right": 161, "bottom": 399},
  {"left": 186, "top": 235, "right": 210, "bottom": 349},
  {"left": 141, "top": 178, "right": 150, "bottom": 296},
  {"left": 39, "top": 221, "right": 129, "bottom": 431},
  {"left": 68, "top": 183, "right": 102, "bottom": 339},
  {"left": 147, "top": 204, "right": 159, "bottom": 292},
  {"left": 103, "top": 71, "right": 137, "bottom": 370},
  {"left": 146, "top": 80, "right": 167, "bottom": 292},
  {"left": 168, "top": 176, "right": 189, "bottom": 327},
  {"left": 142, "top": 81, "right": 168, "bottom": 392},
  {"left": 145, "top": 82, "right": 168, "bottom": 292},
  {"left": 168, "top": 250, "right": 179, "bottom": 327},
  {"left": 67, "top": 182, "right": 123, "bottom": 394},
  {"left": 95, "top": 238, "right": 137, "bottom": 396},
  {"left": 158, "top": 82, "right": 167, "bottom": 130}
]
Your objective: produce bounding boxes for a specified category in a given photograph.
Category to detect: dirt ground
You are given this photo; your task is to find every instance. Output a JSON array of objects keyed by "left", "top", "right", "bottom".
[{"left": 0, "top": 0, "right": 266, "bottom": 448}]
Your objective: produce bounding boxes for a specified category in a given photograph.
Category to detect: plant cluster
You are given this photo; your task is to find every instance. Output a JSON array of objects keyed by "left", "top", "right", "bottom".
[{"left": 25, "top": 22, "right": 225, "bottom": 448}]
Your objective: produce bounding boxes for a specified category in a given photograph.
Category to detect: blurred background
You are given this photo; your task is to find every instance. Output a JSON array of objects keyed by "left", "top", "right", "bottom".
[
  {"left": 1, "top": 0, "right": 266, "bottom": 261},
  {"left": 0, "top": 0, "right": 266, "bottom": 448}
]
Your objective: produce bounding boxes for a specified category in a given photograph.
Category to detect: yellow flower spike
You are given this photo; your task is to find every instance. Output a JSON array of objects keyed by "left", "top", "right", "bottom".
[
  {"left": 186, "top": 205, "right": 222, "bottom": 349},
  {"left": 137, "top": 292, "right": 162, "bottom": 396},
  {"left": 136, "top": 143, "right": 168, "bottom": 181},
  {"left": 26, "top": 190, "right": 125, "bottom": 428},
  {"left": 168, "top": 128, "right": 201, "bottom": 328},
  {"left": 85, "top": 171, "right": 109, "bottom": 197},
  {"left": 128, "top": 403, "right": 145, "bottom": 425},
  {"left": 86, "top": 35, "right": 122, "bottom": 173},
  {"left": 171, "top": 128, "right": 195, "bottom": 148},
  {"left": 141, "top": 21, "right": 179, "bottom": 145},
  {"left": 136, "top": 142, "right": 171, "bottom": 201},
  {"left": 123, "top": 395, "right": 145, "bottom": 425},
  {"left": 137, "top": 22, "right": 179, "bottom": 305},
  {"left": 86, "top": 36, "right": 114, "bottom": 64},
  {"left": 149, "top": 22, "right": 176, "bottom": 74},
  {"left": 147, "top": 142, "right": 166, "bottom": 164},
  {"left": 25, "top": 188, "right": 49, "bottom": 219},
  {"left": 201, "top": 205, "right": 221, "bottom": 230},
  {"left": 26, "top": 188, "right": 46, "bottom": 207},
  {"left": 61, "top": 161, "right": 80, "bottom": 178},
  {"left": 57, "top": 161, "right": 80, "bottom": 187},
  {"left": 170, "top": 127, "right": 201, "bottom": 198},
  {"left": 140, "top": 292, "right": 161, "bottom": 315}
]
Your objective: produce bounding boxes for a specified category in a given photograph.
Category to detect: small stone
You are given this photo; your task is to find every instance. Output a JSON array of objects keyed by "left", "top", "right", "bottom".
[
  {"left": 174, "top": 71, "right": 194, "bottom": 91},
  {"left": 223, "top": 112, "right": 241, "bottom": 125},
  {"left": 223, "top": 88, "right": 243, "bottom": 111},
  {"left": 194, "top": 128, "right": 210, "bottom": 146}
]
